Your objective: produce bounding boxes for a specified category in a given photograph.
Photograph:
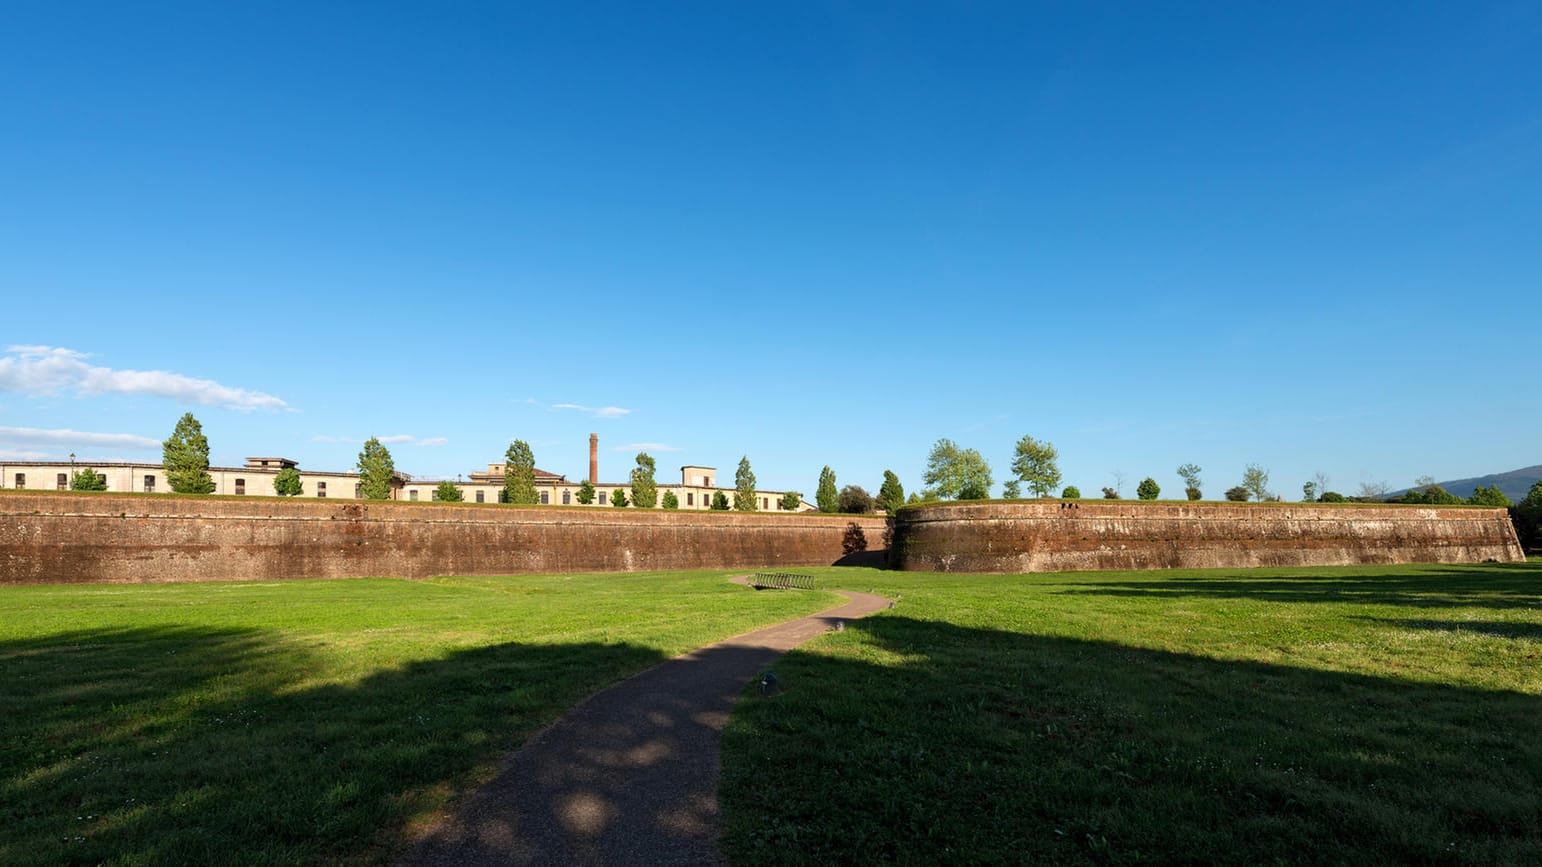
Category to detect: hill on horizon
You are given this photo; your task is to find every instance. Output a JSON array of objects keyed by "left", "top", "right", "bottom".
[{"left": 1389, "top": 465, "right": 1542, "bottom": 504}]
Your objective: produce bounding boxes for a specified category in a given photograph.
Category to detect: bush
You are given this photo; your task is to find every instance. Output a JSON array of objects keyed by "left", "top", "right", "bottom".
[
  {"left": 274, "top": 468, "right": 303, "bottom": 496},
  {"left": 1136, "top": 478, "right": 1160, "bottom": 500},
  {"left": 433, "top": 480, "right": 462, "bottom": 502},
  {"left": 1224, "top": 486, "right": 1250, "bottom": 502},
  {"left": 70, "top": 467, "right": 107, "bottom": 491},
  {"left": 661, "top": 491, "right": 679, "bottom": 510},
  {"left": 710, "top": 491, "right": 730, "bottom": 510},
  {"left": 612, "top": 489, "right": 629, "bottom": 508},
  {"left": 1185, "top": 487, "right": 1202, "bottom": 501},
  {"left": 1319, "top": 491, "right": 1347, "bottom": 503},
  {"left": 1062, "top": 486, "right": 1081, "bottom": 499},
  {"left": 779, "top": 491, "right": 802, "bottom": 511},
  {"left": 838, "top": 485, "right": 875, "bottom": 514},
  {"left": 1101, "top": 487, "right": 1120, "bottom": 500}
]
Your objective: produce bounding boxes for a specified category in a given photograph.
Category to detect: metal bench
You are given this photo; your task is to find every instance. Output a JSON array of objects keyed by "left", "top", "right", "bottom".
[{"left": 749, "top": 571, "right": 817, "bottom": 591}]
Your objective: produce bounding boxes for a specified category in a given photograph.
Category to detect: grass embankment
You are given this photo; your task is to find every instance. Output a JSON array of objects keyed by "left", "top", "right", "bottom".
[
  {"left": 0, "top": 571, "right": 837, "bottom": 865},
  {"left": 721, "top": 561, "right": 1542, "bottom": 865}
]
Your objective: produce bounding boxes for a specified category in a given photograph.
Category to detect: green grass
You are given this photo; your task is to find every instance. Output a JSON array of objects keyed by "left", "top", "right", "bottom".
[
  {"left": 0, "top": 571, "right": 838, "bottom": 866},
  {"left": 721, "top": 561, "right": 1542, "bottom": 865}
]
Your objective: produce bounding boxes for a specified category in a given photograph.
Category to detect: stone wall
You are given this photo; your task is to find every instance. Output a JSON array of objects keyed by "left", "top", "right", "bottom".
[
  {"left": 890, "top": 501, "right": 1525, "bottom": 573},
  {"left": 0, "top": 493, "right": 890, "bottom": 585}
]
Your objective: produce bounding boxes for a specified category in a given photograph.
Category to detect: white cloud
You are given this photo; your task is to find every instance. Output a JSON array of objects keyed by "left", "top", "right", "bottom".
[
  {"left": 0, "top": 425, "right": 161, "bottom": 450},
  {"left": 552, "top": 402, "right": 632, "bottom": 419},
  {"left": 609, "top": 442, "right": 683, "bottom": 453},
  {"left": 0, "top": 448, "right": 50, "bottom": 459},
  {"left": 314, "top": 434, "right": 446, "bottom": 447},
  {"left": 0, "top": 345, "right": 289, "bottom": 411}
]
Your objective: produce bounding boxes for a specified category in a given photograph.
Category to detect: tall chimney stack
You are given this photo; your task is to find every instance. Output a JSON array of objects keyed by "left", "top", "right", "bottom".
[{"left": 589, "top": 433, "right": 598, "bottom": 485}]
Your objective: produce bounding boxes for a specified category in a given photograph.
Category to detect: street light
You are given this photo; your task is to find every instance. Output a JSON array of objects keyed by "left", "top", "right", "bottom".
[{"left": 69, "top": 452, "right": 76, "bottom": 471}]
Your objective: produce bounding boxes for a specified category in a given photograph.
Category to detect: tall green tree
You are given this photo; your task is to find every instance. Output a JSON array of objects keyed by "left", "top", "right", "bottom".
[
  {"left": 778, "top": 491, "right": 803, "bottom": 511},
  {"left": 576, "top": 479, "right": 596, "bottom": 505},
  {"left": 1010, "top": 435, "right": 1061, "bottom": 498},
  {"left": 1176, "top": 463, "right": 1203, "bottom": 500},
  {"left": 273, "top": 467, "right": 303, "bottom": 496},
  {"left": 630, "top": 452, "right": 658, "bottom": 509},
  {"left": 734, "top": 456, "right": 757, "bottom": 511},
  {"left": 357, "top": 437, "right": 396, "bottom": 500},
  {"left": 923, "top": 438, "right": 993, "bottom": 500},
  {"left": 71, "top": 467, "right": 106, "bottom": 491},
  {"left": 163, "top": 412, "right": 215, "bottom": 494},
  {"left": 816, "top": 466, "right": 838, "bottom": 513},
  {"left": 1241, "top": 464, "right": 1270, "bottom": 503},
  {"left": 877, "top": 470, "right": 905, "bottom": 514},
  {"left": 434, "top": 480, "right": 463, "bottom": 502},
  {"left": 612, "top": 488, "right": 629, "bottom": 507},
  {"left": 1137, "top": 477, "right": 1161, "bottom": 500},
  {"left": 1469, "top": 485, "right": 1512, "bottom": 507},
  {"left": 503, "top": 440, "right": 538, "bottom": 505}
]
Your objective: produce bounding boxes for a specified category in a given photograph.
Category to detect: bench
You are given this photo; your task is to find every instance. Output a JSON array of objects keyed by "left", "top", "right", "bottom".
[{"left": 749, "top": 571, "right": 817, "bottom": 591}]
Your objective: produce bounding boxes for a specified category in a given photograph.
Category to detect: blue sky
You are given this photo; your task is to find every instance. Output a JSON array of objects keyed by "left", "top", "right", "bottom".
[{"left": 2, "top": 2, "right": 1538, "bottom": 499}]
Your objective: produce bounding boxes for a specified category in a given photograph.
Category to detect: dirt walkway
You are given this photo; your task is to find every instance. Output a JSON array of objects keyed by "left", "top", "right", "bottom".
[{"left": 399, "top": 577, "right": 890, "bottom": 866}]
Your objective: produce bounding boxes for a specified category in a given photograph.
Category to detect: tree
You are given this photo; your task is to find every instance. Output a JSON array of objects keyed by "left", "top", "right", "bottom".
[
  {"left": 434, "top": 480, "right": 463, "bottom": 502},
  {"left": 734, "top": 456, "right": 757, "bottom": 511},
  {"left": 576, "top": 479, "right": 596, "bottom": 505},
  {"left": 816, "top": 466, "right": 838, "bottom": 513},
  {"left": 1010, "top": 435, "right": 1062, "bottom": 498},
  {"left": 1357, "top": 480, "right": 1390, "bottom": 501},
  {"left": 1469, "top": 485, "right": 1512, "bottom": 508},
  {"left": 1320, "top": 491, "right": 1347, "bottom": 503},
  {"left": 630, "top": 452, "right": 658, "bottom": 509},
  {"left": 877, "top": 470, "right": 905, "bottom": 515},
  {"left": 611, "top": 488, "right": 629, "bottom": 507},
  {"left": 1512, "top": 481, "right": 1542, "bottom": 551},
  {"left": 1176, "top": 464, "right": 1203, "bottom": 501},
  {"left": 1110, "top": 470, "right": 1127, "bottom": 498},
  {"left": 1302, "top": 481, "right": 1318, "bottom": 503},
  {"left": 502, "top": 440, "right": 538, "bottom": 505},
  {"left": 274, "top": 467, "right": 303, "bottom": 496},
  {"left": 1241, "top": 464, "right": 1270, "bottom": 503},
  {"left": 1002, "top": 480, "right": 1022, "bottom": 499},
  {"left": 1062, "top": 485, "right": 1081, "bottom": 499},
  {"left": 1224, "top": 486, "right": 1250, "bottom": 502},
  {"left": 1136, "top": 477, "right": 1160, "bottom": 500},
  {"left": 71, "top": 467, "right": 106, "bottom": 491},
  {"left": 163, "top": 412, "right": 215, "bottom": 494},
  {"left": 1313, "top": 472, "right": 1331, "bottom": 502},
  {"left": 779, "top": 491, "right": 802, "bottom": 511},
  {"left": 923, "top": 438, "right": 992, "bottom": 500},
  {"left": 357, "top": 437, "right": 396, "bottom": 500},
  {"left": 710, "top": 491, "right": 730, "bottom": 510},
  {"left": 838, "top": 485, "right": 874, "bottom": 514},
  {"left": 1102, "top": 487, "right": 1120, "bottom": 499},
  {"left": 661, "top": 490, "right": 680, "bottom": 509}
]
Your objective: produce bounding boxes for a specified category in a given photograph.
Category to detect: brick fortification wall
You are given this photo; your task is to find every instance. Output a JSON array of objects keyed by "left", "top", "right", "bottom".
[
  {"left": 891, "top": 501, "right": 1526, "bottom": 573},
  {"left": 0, "top": 493, "right": 890, "bottom": 585}
]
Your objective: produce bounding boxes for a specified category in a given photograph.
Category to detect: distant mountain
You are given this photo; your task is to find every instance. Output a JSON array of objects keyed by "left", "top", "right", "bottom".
[{"left": 1389, "top": 465, "right": 1542, "bottom": 504}]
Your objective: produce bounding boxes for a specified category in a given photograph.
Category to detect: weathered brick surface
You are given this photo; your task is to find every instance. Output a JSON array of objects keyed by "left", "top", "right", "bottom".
[
  {"left": 891, "top": 501, "right": 1526, "bottom": 573},
  {"left": 0, "top": 493, "right": 889, "bottom": 584}
]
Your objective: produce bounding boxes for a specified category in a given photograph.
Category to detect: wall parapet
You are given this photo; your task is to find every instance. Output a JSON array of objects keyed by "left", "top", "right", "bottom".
[{"left": 890, "top": 500, "right": 1525, "bottom": 573}]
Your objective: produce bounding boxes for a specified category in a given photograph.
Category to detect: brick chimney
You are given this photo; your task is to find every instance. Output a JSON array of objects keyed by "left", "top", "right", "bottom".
[{"left": 589, "top": 433, "right": 598, "bottom": 485}]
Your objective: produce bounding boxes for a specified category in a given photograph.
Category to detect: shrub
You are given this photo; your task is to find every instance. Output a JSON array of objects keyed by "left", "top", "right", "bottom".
[
  {"left": 70, "top": 467, "right": 107, "bottom": 491},
  {"left": 1062, "top": 486, "right": 1081, "bottom": 499},
  {"left": 1102, "top": 487, "right": 1120, "bottom": 499},
  {"left": 611, "top": 489, "right": 629, "bottom": 508},
  {"left": 661, "top": 491, "right": 679, "bottom": 510},
  {"left": 710, "top": 491, "right": 730, "bottom": 510},
  {"left": 779, "top": 491, "right": 802, "bottom": 511},
  {"left": 1136, "top": 478, "right": 1160, "bottom": 500},
  {"left": 1224, "top": 486, "right": 1250, "bottom": 502},
  {"left": 839, "top": 485, "right": 875, "bottom": 514},
  {"left": 1185, "top": 487, "right": 1202, "bottom": 501},
  {"left": 433, "top": 480, "right": 462, "bottom": 502},
  {"left": 274, "top": 468, "right": 303, "bottom": 496},
  {"left": 1320, "top": 491, "right": 1347, "bottom": 503}
]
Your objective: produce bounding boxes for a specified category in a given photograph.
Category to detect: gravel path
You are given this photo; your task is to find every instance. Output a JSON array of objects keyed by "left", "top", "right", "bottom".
[{"left": 399, "top": 577, "right": 890, "bottom": 866}]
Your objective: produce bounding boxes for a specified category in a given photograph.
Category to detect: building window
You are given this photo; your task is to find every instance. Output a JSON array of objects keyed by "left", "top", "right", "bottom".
[
  {"left": 317, "top": 481, "right": 327, "bottom": 498},
  {"left": 57, "top": 473, "right": 68, "bottom": 490},
  {"left": 15, "top": 473, "right": 24, "bottom": 488},
  {"left": 144, "top": 475, "right": 156, "bottom": 492},
  {"left": 540, "top": 491, "right": 549, "bottom": 505},
  {"left": 687, "top": 492, "right": 694, "bottom": 506},
  {"left": 562, "top": 490, "right": 571, "bottom": 505},
  {"left": 476, "top": 490, "right": 485, "bottom": 503},
  {"left": 98, "top": 474, "right": 107, "bottom": 490},
  {"left": 235, "top": 478, "right": 246, "bottom": 495},
  {"left": 409, "top": 490, "right": 419, "bottom": 501},
  {"left": 599, "top": 491, "right": 607, "bottom": 505}
]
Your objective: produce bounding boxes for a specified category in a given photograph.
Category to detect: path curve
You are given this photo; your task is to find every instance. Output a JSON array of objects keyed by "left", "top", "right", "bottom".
[{"left": 399, "top": 577, "right": 890, "bottom": 866}]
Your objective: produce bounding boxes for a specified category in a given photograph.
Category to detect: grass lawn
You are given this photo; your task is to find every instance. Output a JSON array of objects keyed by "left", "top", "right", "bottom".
[
  {"left": 721, "top": 561, "right": 1542, "bottom": 865},
  {"left": 0, "top": 571, "right": 837, "bottom": 866}
]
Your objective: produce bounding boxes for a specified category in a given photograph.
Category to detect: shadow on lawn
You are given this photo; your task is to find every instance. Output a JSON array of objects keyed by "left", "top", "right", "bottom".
[
  {"left": 722, "top": 613, "right": 1542, "bottom": 866},
  {"left": 1054, "top": 562, "right": 1542, "bottom": 610},
  {"left": 0, "top": 626, "right": 666, "bottom": 866}
]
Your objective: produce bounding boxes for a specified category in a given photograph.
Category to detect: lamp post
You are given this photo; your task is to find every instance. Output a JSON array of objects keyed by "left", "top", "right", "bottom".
[{"left": 69, "top": 452, "right": 76, "bottom": 472}]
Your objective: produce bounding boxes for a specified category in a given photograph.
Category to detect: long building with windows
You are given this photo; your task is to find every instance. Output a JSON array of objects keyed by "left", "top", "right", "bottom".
[{"left": 0, "top": 434, "right": 814, "bottom": 511}]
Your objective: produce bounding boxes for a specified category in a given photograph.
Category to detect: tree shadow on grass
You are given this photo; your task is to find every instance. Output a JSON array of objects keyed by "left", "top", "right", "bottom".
[
  {"left": 722, "top": 614, "right": 1542, "bottom": 865},
  {"left": 1054, "top": 562, "right": 1542, "bottom": 610},
  {"left": 0, "top": 627, "right": 666, "bottom": 865},
  {"left": 1363, "top": 618, "right": 1542, "bottom": 640}
]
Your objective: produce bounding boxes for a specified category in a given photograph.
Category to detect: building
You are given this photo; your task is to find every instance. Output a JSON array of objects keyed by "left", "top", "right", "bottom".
[{"left": 0, "top": 434, "right": 814, "bottom": 511}]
